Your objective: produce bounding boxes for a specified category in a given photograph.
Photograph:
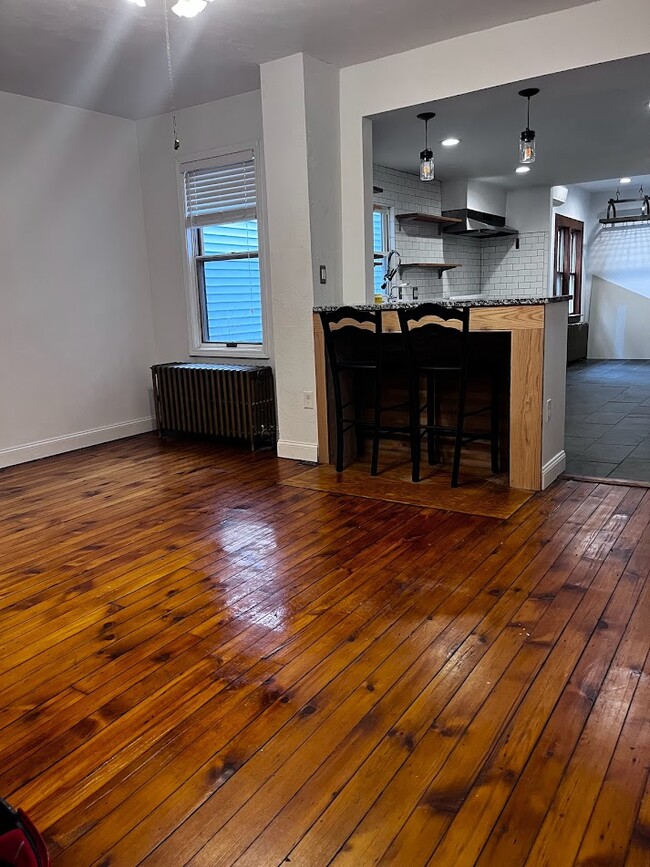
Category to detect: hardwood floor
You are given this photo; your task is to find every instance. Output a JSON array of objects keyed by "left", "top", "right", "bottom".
[{"left": 0, "top": 434, "right": 647, "bottom": 866}]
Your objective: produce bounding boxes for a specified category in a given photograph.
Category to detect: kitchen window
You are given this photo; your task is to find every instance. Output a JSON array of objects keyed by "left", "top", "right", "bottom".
[
  {"left": 373, "top": 205, "right": 389, "bottom": 293},
  {"left": 554, "top": 214, "right": 583, "bottom": 318},
  {"left": 180, "top": 146, "right": 270, "bottom": 357}
]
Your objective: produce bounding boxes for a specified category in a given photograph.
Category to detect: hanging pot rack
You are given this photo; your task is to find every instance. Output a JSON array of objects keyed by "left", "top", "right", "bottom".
[{"left": 600, "top": 186, "right": 650, "bottom": 225}]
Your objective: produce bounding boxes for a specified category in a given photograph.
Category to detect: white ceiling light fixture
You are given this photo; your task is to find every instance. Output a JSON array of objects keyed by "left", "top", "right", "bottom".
[
  {"left": 620, "top": 177, "right": 632, "bottom": 184},
  {"left": 172, "top": 0, "right": 207, "bottom": 17},
  {"left": 515, "top": 166, "right": 531, "bottom": 174},
  {"left": 127, "top": 0, "right": 146, "bottom": 6},
  {"left": 441, "top": 137, "right": 460, "bottom": 147}
]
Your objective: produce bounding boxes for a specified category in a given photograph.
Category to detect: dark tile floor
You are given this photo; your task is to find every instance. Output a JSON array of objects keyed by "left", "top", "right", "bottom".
[{"left": 564, "top": 359, "right": 650, "bottom": 482}]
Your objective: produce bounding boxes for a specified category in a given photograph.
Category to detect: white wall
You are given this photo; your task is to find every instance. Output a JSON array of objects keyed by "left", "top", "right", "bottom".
[
  {"left": 589, "top": 277, "right": 650, "bottom": 358},
  {"left": 261, "top": 54, "right": 346, "bottom": 461},
  {"left": 587, "top": 192, "right": 650, "bottom": 358},
  {"left": 542, "top": 300, "right": 569, "bottom": 485},
  {"left": 339, "top": 0, "right": 650, "bottom": 303},
  {"left": 136, "top": 90, "right": 266, "bottom": 363},
  {"left": 303, "top": 55, "right": 343, "bottom": 308},
  {"left": 0, "top": 90, "right": 155, "bottom": 468},
  {"left": 137, "top": 75, "right": 342, "bottom": 461},
  {"left": 506, "top": 187, "right": 552, "bottom": 235}
]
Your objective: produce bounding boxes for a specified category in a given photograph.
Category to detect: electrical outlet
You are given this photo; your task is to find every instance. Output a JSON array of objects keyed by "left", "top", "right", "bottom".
[
  {"left": 303, "top": 391, "right": 314, "bottom": 410},
  {"left": 319, "top": 266, "right": 327, "bottom": 285},
  {"left": 546, "top": 398, "right": 552, "bottom": 422}
]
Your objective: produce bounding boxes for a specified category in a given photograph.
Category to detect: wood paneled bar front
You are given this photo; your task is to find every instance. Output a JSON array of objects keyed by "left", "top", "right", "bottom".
[{"left": 313, "top": 297, "right": 570, "bottom": 491}]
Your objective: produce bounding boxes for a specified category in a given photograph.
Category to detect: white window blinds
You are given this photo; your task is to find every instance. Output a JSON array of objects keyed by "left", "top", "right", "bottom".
[{"left": 181, "top": 150, "right": 256, "bottom": 229}]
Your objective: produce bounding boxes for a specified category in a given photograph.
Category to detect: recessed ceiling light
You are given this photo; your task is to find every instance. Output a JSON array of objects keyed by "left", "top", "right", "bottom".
[
  {"left": 441, "top": 137, "right": 460, "bottom": 147},
  {"left": 515, "top": 166, "right": 530, "bottom": 174},
  {"left": 620, "top": 177, "right": 632, "bottom": 184},
  {"left": 127, "top": 0, "right": 146, "bottom": 6}
]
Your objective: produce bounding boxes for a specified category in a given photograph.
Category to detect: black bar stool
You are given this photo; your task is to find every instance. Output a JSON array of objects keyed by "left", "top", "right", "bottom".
[
  {"left": 397, "top": 303, "right": 500, "bottom": 487},
  {"left": 319, "top": 307, "right": 407, "bottom": 475}
]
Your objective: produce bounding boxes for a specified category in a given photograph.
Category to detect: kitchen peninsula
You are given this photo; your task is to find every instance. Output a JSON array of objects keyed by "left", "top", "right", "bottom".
[{"left": 313, "top": 296, "right": 570, "bottom": 491}]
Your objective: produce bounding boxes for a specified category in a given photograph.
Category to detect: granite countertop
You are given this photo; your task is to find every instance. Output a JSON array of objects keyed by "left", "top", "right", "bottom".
[{"left": 314, "top": 296, "right": 571, "bottom": 312}]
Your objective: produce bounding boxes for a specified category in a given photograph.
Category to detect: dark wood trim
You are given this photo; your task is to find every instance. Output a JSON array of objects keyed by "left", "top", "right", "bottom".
[
  {"left": 554, "top": 214, "right": 584, "bottom": 316},
  {"left": 555, "top": 215, "right": 584, "bottom": 231}
]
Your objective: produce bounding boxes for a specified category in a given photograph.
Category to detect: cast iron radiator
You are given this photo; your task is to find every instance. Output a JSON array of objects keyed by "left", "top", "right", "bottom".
[{"left": 151, "top": 363, "right": 276, "bottom": 450}]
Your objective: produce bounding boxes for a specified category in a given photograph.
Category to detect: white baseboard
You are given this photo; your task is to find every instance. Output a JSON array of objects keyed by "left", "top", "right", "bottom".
[
  {"left": 0, "top": 416, "right": 156, "bottom": 470},
  {"left": 542, "top": 450, "right": 566, "bottom": 489},
  {"left": 276, "top": 440, "right": 319, "bottom": 463}
]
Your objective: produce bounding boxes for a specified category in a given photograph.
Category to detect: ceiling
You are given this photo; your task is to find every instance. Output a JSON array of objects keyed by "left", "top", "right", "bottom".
[
  {"left": 371, "top": 54, "right": 650, "bottom": 191},
  {"left": 0, "top": 0, "right": 594, "bottom": 119},
  {"left": 577, "top": 174, "right": 650, "bottom": 194}
]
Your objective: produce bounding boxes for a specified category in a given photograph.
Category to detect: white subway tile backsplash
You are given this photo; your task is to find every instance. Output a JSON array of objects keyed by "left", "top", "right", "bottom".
[
  {"left": 481, "top": 231, "right": 549, "bottom": 297},
  {"left": 373, "top": 164, "right": 550, "bottom": 300}
]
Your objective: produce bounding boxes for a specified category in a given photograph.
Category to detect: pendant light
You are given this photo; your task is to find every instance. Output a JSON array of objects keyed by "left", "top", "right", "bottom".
[
  {"left": 162, "top": 0, "right": 180, "bottom": 149},
  {"left": 518, "top": 88, "right": 539, "bottom": 164},
  {"left": 417, "top": 112, "right": 435, "bottom": 181}
]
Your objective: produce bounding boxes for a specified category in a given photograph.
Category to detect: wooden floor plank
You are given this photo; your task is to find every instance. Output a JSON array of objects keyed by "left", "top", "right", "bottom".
[
  {"left": 427, "top": 491, "right": 650, "bottom": 867},
  {"left": 573, "top": 650, "right": 649, "bottom": 866},
  {"left": 625, "top": 772, "right": 650, "bottom": 866},
  {"left": 476, "top": 501, "right": 650, "bottom": 867},
  {"left": 234, "top": 507, "right": 623, "bottom": 867},
  {"left": 164, "top": 485, "right": 594, "bottom": 866},
  {"left": 0, "top": 434, "right": 645, "bottom": 867},
  {"left": 311, "top": 489, "right": 635, "bottom": 867}
]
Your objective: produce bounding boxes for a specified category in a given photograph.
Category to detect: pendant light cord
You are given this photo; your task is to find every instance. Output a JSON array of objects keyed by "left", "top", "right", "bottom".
[{"left": 162, "top": 0, "right": 180, "bottom": 149}]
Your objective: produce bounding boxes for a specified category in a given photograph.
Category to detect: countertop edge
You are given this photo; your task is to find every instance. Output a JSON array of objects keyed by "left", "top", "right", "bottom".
[{"left": 314, "top": 296, "right": 571, "bottom": 312}]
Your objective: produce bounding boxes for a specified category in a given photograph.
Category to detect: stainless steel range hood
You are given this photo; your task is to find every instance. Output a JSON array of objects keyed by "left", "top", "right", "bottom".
[{"left": 441, "top": 208, "right": 519, "bottom": 239}]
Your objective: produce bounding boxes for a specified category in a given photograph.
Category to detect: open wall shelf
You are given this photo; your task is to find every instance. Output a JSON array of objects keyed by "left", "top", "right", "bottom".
[
  {"left": 396, "top": 212, "right": 463, "bottom": 235},
  {"left": 399, "top": 262, "right": 461, "bottom": 279}
]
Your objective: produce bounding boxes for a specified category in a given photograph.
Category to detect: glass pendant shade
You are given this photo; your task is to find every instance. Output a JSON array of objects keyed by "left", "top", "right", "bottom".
[
  {"left": 519, "top": 129, "right": 536, "bottom": 164},
  {"left": 518, "top": 88, "right": 540, "bottom": 165},
  {"left": 420, "top": 148, "right": 434, "bottom": 181},
  {"left": 417, "top": 112, "right": 436, "bottom": 182}
]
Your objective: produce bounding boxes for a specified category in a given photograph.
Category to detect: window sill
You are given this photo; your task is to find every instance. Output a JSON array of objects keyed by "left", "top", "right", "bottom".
[{"left": 189, "top": 344, "right": 270, "bottom": 361}]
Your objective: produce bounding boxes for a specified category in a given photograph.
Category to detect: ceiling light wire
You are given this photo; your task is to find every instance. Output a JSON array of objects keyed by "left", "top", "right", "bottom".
[{"left": 162, "top": 0, "right": 180, "bottom": 150}]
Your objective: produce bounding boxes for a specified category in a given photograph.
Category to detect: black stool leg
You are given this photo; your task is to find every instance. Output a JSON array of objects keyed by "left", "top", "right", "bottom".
[
  {"left": 426, "top": 373, "right": 438, "bottom": 465},
  {"left": 332, "top": 370, "right": 346, "bottom": 473},
  {"left": 370, "top": 371, "right": 381, "bottom": 476},
  {"left": 353, "top": 373, "right": 365, "bottom": 457},
  {"left": 410, "top": 371, "right": 421, "bottom": 483},
  {"left": 451, "top": 363, "right": 468, "bottom": 488},
  {"left": 490, "top": 364, "right": 500, "bottom": 474}
]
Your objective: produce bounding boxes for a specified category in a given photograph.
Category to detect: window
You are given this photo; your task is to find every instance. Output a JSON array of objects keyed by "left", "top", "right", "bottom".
[
  {"left": 554, "top": 214, "right": 583, "bottom": 318},
  {"left": 180, "top": 147, "right": 268, "bottom": 356},
  {"left": 373, "top": 206, "right": 389, "bottom": 294}
]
